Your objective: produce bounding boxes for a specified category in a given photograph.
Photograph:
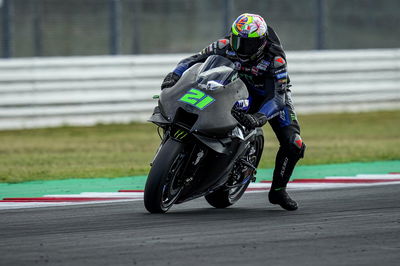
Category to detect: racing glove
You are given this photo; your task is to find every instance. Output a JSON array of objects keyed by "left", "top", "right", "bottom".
[
  {"left": 232, "top": 111, "right": 268, "bottom": 129},
  {"left": 161, "top": 72, "right": 180, "bottom": 90}
]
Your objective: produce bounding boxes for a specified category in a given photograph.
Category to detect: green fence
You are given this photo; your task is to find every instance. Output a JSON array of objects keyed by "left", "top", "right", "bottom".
[{"left": 1, "top": 0, "right": 400, "bottom": 57}]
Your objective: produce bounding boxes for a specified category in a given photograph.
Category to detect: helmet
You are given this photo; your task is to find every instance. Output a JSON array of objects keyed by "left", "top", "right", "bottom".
[{"left": 230, "top": 13, "right": 268, "bottom": 61}]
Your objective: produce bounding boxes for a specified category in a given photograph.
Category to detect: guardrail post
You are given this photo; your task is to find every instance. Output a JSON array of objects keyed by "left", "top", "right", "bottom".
[
  {"left": 109, "top": 0, "right": 121, "bottom": 55},
  {"left": 132, "top": 0, "right": 141, "bottom": 54},
  {"left": 222, "top": 0, "right": 232, "bottom": 35},
  {"left": 1, "top": 0, "right": 12, "bottom": 58},
  {"left": 315, "top": 0, "right": 326, "bottom": 50},
  {"left": 33, "top": 0, "right": 43, "bottom": 57}
]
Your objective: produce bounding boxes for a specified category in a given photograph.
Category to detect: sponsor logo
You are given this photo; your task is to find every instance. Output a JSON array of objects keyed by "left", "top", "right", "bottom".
[
  {"left": 234, "top": 61, "right": 268, "bottom": 76},
  {"left": 275, "top": 72, "right": 288, "bottom": 79},
  {"left": 234, "top": 99, "right": 250, "bottom": 111},
  {"left": 193, "top": 150, "right": 205, "bottom": 165},
  {"left": 174, "top": 129, "right": 188, "bottom": 140},
  {"left": 280, "top": 157, "right": 289, "bottom": 177},
  {"left": 251, "top": 66, "right": 259, "bottom": 75},
  {"left": 274, "top": 68, "right": 286, "bottom": 74},
  {"left": 226, "top": 50, "right": 236, "bottom": 57},
  {"left": 257, "top": 60, "right": 270, "bottom": 70}
]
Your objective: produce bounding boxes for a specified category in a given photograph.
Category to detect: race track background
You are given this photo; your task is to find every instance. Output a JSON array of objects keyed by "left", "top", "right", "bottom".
[{"left": 1, "top": 184, "right": 399, "bottom": 266}]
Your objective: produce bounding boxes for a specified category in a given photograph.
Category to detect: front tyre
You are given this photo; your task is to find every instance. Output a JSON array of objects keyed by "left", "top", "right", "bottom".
[{"left": 144, "top": 138, "right": 186, "bottom": 213}]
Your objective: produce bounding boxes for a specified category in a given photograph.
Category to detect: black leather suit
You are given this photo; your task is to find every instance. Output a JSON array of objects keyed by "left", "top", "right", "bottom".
[{"left": 169, "top": 26, "right": 305, "bottom": 189}]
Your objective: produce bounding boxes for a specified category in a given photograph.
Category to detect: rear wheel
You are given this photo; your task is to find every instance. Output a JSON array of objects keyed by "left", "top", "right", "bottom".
[
  {"left": 205, "top": 134, "right": 264, "bottom": 208},
  {"left": 144, "top": 138, "right": 187, "bottom": 213}
]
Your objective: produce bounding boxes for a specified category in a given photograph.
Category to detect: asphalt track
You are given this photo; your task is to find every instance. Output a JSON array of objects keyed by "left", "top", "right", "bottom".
[{"left": 1, "top": 184, "right": 399, "bottom": 266}]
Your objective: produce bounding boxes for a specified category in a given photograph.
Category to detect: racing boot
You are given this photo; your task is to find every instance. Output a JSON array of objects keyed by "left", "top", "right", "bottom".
[
  {"left": 268, "top": 134, "right": 305, "bottom": 211},
  {"left": 268, "top": 188, "right": 298, "bottom": 211}
]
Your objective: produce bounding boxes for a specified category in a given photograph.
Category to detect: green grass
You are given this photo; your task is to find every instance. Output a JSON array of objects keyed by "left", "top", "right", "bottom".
[{"left": 1, "top": 110, "right": 400, "bottom": 183}]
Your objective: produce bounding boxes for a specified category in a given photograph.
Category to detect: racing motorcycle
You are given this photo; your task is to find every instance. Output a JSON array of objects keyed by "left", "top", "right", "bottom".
[{"left": 144, "top": 55, "right": 264, "bottom": 213}]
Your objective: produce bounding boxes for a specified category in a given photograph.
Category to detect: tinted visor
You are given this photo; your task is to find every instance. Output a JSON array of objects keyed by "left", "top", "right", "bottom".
[{"left": 231, "top": 35, "right": 265, "bottom": 58}]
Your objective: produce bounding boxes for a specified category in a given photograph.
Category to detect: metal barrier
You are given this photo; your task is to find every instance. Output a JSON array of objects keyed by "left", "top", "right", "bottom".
[{"left": 0, "top": 49, "right": 399, "bottom": 130}]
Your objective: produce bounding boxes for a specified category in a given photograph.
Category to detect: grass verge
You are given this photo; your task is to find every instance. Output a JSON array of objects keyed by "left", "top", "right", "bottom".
[{"left": 0, "top": 110, "right": 399, "bottom": 183}]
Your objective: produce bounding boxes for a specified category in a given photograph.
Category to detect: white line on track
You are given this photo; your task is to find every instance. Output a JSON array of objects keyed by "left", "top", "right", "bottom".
[
  {"left": 1, "top": 174, "right": 400, "bottom": 210},
  {"left": 325, "top": 174, "right": 400, "bottom": 179}
]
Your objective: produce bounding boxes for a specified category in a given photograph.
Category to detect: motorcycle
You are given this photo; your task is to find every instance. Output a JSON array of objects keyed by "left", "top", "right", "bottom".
[{"left": 144, "top": 55, "right": 264, "bottom": 213}]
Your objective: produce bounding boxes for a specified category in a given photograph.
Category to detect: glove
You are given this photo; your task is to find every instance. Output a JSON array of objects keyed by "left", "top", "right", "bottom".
[
  {"left": 232, "top": 111, "right": 268, "bottom": 129},
  {"left": 161, "top": 72, "right": 180, "bottom": 89}
]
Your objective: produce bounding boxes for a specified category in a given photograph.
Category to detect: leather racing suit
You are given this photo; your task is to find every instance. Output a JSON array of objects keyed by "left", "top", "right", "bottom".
[{"left": 165, "top": 26, "right": 306, "bottom": 190}]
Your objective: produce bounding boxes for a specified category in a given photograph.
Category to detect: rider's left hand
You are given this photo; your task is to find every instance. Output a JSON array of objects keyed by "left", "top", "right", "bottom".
[{"left": 161, "top": 72, "right": 180, "bottom": 89}]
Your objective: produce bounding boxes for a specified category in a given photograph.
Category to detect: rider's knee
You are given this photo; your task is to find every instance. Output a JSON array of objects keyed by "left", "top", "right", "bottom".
[{"left": 285, "top": 133, "right": 306, "bottom": 160}]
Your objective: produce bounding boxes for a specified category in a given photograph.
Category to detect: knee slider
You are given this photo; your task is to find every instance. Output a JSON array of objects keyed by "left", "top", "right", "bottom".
[{"left": 287, "top": 134, "right": 306, "bottom": 159}]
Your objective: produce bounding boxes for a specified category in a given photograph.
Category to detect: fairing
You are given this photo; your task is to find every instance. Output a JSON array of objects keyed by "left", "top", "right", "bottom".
[{"left": 157, "top": 55, "right": 248, "bottom": 136}]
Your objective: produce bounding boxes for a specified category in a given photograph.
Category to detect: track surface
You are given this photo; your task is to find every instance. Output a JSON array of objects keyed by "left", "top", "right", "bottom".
[{"left": 1, "top": 185, "right": 399, "bottom": 266}]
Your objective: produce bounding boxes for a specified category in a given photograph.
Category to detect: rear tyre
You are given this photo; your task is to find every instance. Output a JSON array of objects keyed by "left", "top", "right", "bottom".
[
  {"left": 205, "top": 134, "right": 264, "bottom": 208},
  {"left": 144, "top": 138, "right": 186, "bottom": 213}
]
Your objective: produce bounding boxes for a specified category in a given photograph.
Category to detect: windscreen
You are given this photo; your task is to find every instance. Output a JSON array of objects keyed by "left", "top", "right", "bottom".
[
  {"left": 158, "top": 55, "right": 248, "bottom": 135},
  {"left": 196, "top": 56, "right": 238, "bottom": 89}
]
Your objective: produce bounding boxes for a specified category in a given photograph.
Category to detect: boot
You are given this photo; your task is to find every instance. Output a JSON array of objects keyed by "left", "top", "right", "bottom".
[{"left": 268, "top": 188, "right": 298, "bottom": 211}]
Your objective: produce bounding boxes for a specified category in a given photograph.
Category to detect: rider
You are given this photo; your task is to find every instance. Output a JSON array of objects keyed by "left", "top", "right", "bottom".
[{"left": 160, "top": 13, "right": 306, "bottom": 211}]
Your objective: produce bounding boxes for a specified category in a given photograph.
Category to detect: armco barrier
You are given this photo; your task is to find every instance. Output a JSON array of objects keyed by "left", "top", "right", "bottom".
[{"left": 0, "top": 49, "right": 399, "bottom": 130}]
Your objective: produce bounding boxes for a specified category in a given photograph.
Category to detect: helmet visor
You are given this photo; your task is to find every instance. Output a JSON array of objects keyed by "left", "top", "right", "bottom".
[{"left": 231, "top": 35, "right": 266, "bottom": 58}]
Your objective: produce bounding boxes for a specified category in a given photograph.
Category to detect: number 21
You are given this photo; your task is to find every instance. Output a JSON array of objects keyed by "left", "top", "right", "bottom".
[{"left": 179, "top": 89, "right": 215, "bottom": 110}]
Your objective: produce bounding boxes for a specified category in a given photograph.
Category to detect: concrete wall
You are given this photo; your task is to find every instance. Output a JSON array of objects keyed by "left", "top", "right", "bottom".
[{"left": 1, "top": 48, "right": 399, "bottom": 130}]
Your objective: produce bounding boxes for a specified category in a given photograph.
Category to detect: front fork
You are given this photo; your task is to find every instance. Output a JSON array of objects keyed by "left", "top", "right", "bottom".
[{"left": 151, "top": 125, "right": 206, "bottom": 187}]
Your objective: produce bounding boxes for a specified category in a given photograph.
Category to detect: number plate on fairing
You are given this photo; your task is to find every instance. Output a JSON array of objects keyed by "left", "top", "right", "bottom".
[{"left": 179, "top": 88, "right": 215, "bottom": 110}]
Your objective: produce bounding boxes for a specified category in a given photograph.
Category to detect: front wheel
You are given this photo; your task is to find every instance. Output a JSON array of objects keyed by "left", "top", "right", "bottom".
[
  {"left": 144, "top": 138, "right": 187, "bottom": 213},
  {"left": 205, "top": 134, "right": 264, "bottom": 208}
]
